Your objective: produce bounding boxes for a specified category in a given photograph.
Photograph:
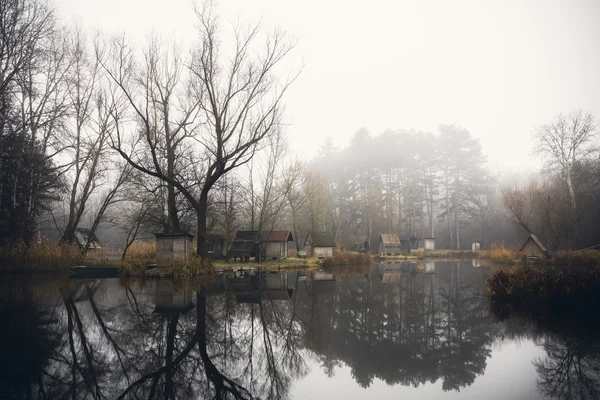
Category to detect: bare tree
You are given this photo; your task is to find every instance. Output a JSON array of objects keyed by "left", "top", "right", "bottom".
[
  {"left": 104, "top": 3, "right": 298, "bottom": 259},
  {"left": 535, "top": 110, "right": 598, "bottom": 244},
  {"left": 60, "top": 29, "right": 114, "bottom": 243},
  {"left": 281, "top": 160, "right": 305, "bottom": 251},
  {"left": 241, "top": 130, "right": 288, "bottom": 232},
  {"left": 0, "top": 0, "right": 71, "bottom": 243}
]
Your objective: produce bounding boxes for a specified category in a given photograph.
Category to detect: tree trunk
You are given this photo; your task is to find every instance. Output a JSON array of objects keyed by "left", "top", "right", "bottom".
[{"left": 196, "top": 194, "right": 209, "bottom": 258}]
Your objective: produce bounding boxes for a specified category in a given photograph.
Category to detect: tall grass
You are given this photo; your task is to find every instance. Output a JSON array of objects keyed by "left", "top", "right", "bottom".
[
  {"left": 553, "top": 249, "right": 600, "bottom": 266},
  {"left": 322, "top": 252, "right": 372, "bottom": 268},
  {"left": 479, "top": 243, "right": 525, "bottom": 264},
  {"left": 0, "top": 240, "right": 84, "bottom": 272},
  {"left": 123, "top": 241, "right": 156, "bottom": 261}
]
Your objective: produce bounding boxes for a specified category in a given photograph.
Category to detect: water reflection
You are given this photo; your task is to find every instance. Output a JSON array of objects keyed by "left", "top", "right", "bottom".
[
  {"left": 0, "top": 261, "right": 560, "bottom": 399},
  {"left": 491, "top": 296, "right": 600, "bottom": 400}
]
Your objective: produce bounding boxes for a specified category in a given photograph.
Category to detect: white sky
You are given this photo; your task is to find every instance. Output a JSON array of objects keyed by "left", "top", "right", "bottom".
[{"left": 54, "top": 0, "right": 600, "bottom": 174}]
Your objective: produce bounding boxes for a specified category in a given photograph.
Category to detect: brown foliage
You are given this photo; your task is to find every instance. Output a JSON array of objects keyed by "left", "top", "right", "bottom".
[
  {"left": 322, "top": 252, "right": 372, "bottom": 268},
  {"left": 0, "top": 240, "right": 84, "bottom": 271},
  {"left": 553, "top": 250, "right": 600, "bottom": 266}
]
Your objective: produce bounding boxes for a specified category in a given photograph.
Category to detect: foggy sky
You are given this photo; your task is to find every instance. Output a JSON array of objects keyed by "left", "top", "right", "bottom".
[{"left": 55, "top": 0, "right": 600, "bottom": 174}]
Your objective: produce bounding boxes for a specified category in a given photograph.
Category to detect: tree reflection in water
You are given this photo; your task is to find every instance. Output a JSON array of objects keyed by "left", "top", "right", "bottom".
[
  {"left": 0, "top": 261, "right": 502, "bottom": 399},
  {"left": 490, "top": 295, "right": 600, "bottom": 399}
]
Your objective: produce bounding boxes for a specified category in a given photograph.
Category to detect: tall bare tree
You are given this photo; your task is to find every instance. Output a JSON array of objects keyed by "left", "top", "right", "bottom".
[
  {"left": 60, "top": 30, "right": 115, "bottom": 243},
  {"left": 104, "top": 3, "right": 298, "bottom": 259},
  {"left": 0, "top": 0, "right": 71, "bottom": 243},
  {"left": 534, "top": 110, "right": 597, "bottom": 245}
]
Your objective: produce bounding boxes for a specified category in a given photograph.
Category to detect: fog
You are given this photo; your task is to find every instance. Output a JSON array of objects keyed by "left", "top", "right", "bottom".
[
  {"left": 54, "top": 0, "right": 600, "bottom": 172},
  {"left": 2, "top": 0, "right": 600, "bottom": 255}
]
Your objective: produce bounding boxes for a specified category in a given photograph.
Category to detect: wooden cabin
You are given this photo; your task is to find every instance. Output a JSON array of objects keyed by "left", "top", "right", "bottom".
[
  {"left": 304, "top": 232, "right": 336, "bottom": 258},
  {"left": 155, "top": 232, "right": 194, "bottom": 268},
  {"left": 519, "top": 234, "right": 549, "bottom": 258},
  {"left": 261, "top": 230, "right": 294, "bottom": 259},
  {"left": 228, "top": 231, "right": 266, "bottom": 262},
  {"left": 378, "top": 233, "right": 402, "bottom": 255}
]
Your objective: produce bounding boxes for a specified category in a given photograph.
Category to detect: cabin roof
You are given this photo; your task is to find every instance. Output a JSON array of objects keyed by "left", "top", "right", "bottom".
[
  {"left": 519, "top": 234, "right": 548, "bottom": 253},
  {"left": 154, "top": 232, "right": 195, "bottom": 239},
  {"left": 232, "top": 230, "right": 261, "bottom": 242},
  {"left": 74, "top": 228, "right": 102, "bottom": 249},
  {"left": 229, "top": 231, "right": 265, "bottom": 257},
  {"left": 380, "top": 233, "right": 400, "bottom": 246},
  {"left": 261, "top": 230, "right": 293, "bottom": 242},
  {"left": 308, "top": 232, "right": 335, "bottom": 247}
]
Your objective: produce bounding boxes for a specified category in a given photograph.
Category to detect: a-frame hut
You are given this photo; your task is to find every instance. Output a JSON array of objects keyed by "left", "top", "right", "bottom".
[{"left": 519, "top": 234, "right": 549, "bottom": 258}]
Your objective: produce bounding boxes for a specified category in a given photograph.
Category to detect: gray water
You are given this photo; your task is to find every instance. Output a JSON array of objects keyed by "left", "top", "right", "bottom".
[{"left": 1, "top": 261, "right": 597, "bottom": 399}]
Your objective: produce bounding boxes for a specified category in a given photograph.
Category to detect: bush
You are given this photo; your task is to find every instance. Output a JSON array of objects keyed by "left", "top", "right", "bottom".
[
  {"left": 479, "top": 243, "right": 524, "bottom": 264},
  {"left": 322, "top": 252, "right": 372, "bottom": 268},
  {"left": 416, "top": 248, "right": 425, "bottom": 259}
]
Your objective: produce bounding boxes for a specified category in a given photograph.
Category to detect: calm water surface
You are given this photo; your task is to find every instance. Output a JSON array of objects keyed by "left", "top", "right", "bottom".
[{"left": 1, "top": 261, "right": 597, "bottom": 399}]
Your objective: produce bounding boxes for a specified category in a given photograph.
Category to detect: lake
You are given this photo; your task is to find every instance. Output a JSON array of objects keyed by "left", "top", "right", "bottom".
[{"left": 1, "top": 261, "right": 597, "bottom": 399}]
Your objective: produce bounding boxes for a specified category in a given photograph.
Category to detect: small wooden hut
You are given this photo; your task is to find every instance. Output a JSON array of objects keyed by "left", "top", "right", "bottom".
[
  {"left": 261, "top": 230, "right": 294, "bottom": 259},
  {"left": 155, "top": 232, "right": 194, "bottom": 268},
  {"left": 304, "top": 232, "right": 336, "bottom": 258},
  {"left": 423, "top": 237, "right": 435, "bottom": 250},
  {"left": 378, "top": 233, "right": 402, "bottom": 255},
  {"left": 519, "top": 234, "right": 549, "bottom": 258},
  {"left": 228, "top": 231, "right": 266, "bottom": 262}
]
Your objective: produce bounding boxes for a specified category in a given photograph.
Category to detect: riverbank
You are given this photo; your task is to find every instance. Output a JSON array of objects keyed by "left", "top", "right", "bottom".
[{"left": 486, "top": 265, "right": 600, "bottom": 317}]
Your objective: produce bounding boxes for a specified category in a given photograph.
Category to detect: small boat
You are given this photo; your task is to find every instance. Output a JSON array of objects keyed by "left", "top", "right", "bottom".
[{"left": 70, "top": 265, "right": 120, "bottom": 279}]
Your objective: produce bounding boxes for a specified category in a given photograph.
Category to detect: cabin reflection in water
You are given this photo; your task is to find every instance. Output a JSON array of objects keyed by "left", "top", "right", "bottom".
[
  {"left": 153, "top": 281, "right": 194, "bottom": 313},
  {"left": 3, "top": 261, "right": 590, "bottom": 400}
]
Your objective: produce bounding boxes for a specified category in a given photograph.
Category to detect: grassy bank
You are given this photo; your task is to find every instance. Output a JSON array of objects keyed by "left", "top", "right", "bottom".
[{"left": 485, "top": 265, "right": 600, "bottom": 318}]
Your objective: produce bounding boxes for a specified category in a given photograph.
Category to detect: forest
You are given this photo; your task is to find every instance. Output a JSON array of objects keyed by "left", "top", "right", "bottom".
[{"left": 1, "top": 0, "right": 600, "bottom": 263}]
